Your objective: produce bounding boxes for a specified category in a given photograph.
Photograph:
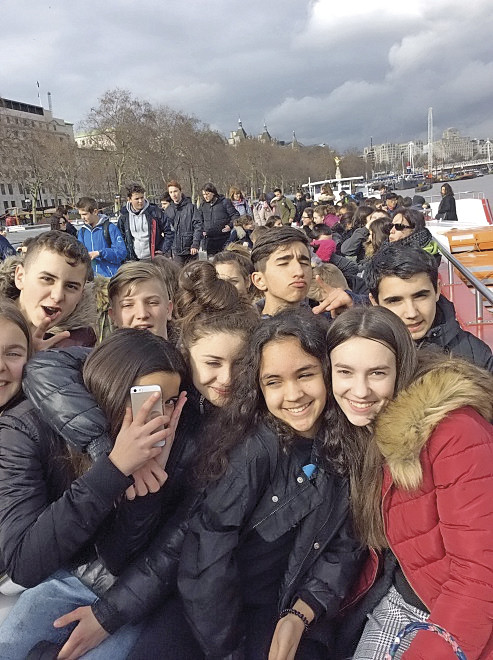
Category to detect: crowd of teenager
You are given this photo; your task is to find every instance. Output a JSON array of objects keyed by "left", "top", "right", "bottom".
[{"left": 0, "top": 177, "right": 491, "bottom": 660}]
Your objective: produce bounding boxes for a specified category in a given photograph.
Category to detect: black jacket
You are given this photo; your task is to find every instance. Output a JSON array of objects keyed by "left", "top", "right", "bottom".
[
  {"left": 0, "top": 235, "right": 15, "bottom": 260},
  {"left": 436, "top": 194, "right": 458, "bottom": 221},
  {"left": 294, "top": 198, "right": 309, "bottom": 224},
  {"left": 340, "top": 227, "right": 369, "bottom": 262},
  {"left": 23, "top": 349, "right": 206, "bottom": 633},
  {"left": 418, "top": 295, "right": 493, "bottom": 372},
  {"left": 165, "top": 196, "right": 203, "bottom": 256},
  {"left": 178, "top": 423, "right": 363, "bottom": 658},
  {"left": 0, "top": 398, "right": 137, "bottom": 587},
  {"left": 199, "top": 195, "right": 239, "bottom": 238},
  {"left": 117, "top": 203, "right": 171, "bottom": 260}
]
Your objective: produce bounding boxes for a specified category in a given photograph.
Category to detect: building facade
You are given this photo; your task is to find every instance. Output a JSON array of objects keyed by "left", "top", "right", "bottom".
[{"left": 0, "top": 97, "right": 74, "bottom": 216}]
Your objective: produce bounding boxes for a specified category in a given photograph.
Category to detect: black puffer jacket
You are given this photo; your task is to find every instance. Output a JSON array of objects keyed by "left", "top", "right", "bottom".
[
  {"left": 418, "top": 295, "right": 493, "bottom": 372},
  {"left": 178, "top": 423, "right": 363, "bottom": 658},
  {"left": 0, "top": 399, "right": 135, "bottom": 587},
  {"left": 199, "top": 195, "right": 239, "bottom": 238},
  {"left": 165, "top": 196, "right": 203, "bottom": 256}
]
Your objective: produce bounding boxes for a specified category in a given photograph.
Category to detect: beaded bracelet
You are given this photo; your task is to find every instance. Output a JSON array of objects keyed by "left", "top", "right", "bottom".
[{"left": 279, "top": 608, "right": 310, "bottom": 632}]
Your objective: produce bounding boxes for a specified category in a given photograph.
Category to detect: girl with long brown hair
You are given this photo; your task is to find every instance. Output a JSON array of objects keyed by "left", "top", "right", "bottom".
[
  {"left": 326, "top": 306, "right": 493, "bottom": 659},
  {"left": 0, "top": 329, "right": 188, "bottom": 658}
]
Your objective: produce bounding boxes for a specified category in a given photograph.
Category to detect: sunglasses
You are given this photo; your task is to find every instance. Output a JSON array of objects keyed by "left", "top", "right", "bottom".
[{"left": 391, "top": 223, "right": 411, "bottom": 232}]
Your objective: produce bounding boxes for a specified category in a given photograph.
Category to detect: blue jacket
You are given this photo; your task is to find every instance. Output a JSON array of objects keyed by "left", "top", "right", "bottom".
[
  {"left": 0, "top": 235, "right": 16, "bottom": 260},
  {"left": 77, "top": 216, "right": 127, "bottom": 277}
]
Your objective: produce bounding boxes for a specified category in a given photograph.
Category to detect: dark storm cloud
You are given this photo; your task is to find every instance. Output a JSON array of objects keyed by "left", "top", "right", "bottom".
[{"left": 1, "top": 0, "right": 492, "bottom": 150}]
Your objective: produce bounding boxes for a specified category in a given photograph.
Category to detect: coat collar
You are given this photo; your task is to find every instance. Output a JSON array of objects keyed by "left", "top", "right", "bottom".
[{"left": 374, "top": 358, "right": 493, "bottom": 490}]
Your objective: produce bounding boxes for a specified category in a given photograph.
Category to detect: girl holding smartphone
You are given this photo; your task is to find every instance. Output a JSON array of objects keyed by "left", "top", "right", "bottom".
[
  {"left": 2, "top": 262, "right": 259, "bottom": 659},
  {"left": 0, "top": 329, "right": 188, "bottom": 658}
]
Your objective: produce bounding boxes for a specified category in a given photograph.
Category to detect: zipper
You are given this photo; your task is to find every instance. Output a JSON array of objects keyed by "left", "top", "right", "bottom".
[{"left": 199, "top": 395, "right": 205, "bottom": 415}]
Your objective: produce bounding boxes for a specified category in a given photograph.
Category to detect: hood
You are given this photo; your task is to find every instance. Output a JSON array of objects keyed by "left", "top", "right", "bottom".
[
  {"left": 82, "top": 213, "right": 109, "bottom": 230},
  {"left": 126, "top": 200, "right": 150, "bottom": 215},
  {"left": 0, "top": 255, "right": 22, "bottom": 300},
  {"left": 89, "top": 275, "right": 110, "bottom": 314},
  {"left": 50, "top": 281, "right": 98, "bottom": 332},
  {"left": 374, "top": 355, "right": 493, "bottom": 491}
]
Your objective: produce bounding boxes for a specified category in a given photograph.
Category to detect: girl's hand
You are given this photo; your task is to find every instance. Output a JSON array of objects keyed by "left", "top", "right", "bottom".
[
  {"left": 268, "top": 600, "right": 314, "bottom": 660},
  {"left": 54, "top": 606, "right": 108, "bottom": 660},
  {"left": 268, "top": 615, "right": 304, "bottom": 660},
  {"left": 108, "top": 393, "right": 169, "bottom": 477},
  {"left": 125, "top": 459, "right": 168, "bottom": 500},
  {"left": 124, "top": 390, "right": 187, "bottom": 498}
]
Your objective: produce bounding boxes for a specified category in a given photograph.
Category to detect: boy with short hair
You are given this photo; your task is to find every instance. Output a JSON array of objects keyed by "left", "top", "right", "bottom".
[
  {"left": 8, "top": 231, "right": 95, "bottom": 350},
  {"left": 165, "top": 180, "right": 203, "bottom": 265},
  {"left": 117, "top": 184, "right": 172, "bottom": 261},
  {"left": 108, "top": 261, "right": 172, "bottom": 340},
  {"left": 251, "top": 226, "right": 344, "bottom": 318},
  {"left": 366, "top": 244, "right": 493, "bottom": 371},
  {"left": 77, "top": 197, "right": 127, "bottom": 277}
]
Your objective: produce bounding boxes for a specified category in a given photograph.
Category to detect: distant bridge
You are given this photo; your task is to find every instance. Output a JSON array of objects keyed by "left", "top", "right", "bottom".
[{"left": 437, "top": 158, "right": 493, "bottom": 172}]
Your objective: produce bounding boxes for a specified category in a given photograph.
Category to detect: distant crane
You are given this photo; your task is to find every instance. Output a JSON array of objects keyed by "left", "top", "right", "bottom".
[{"left": 427, "top": 107, "right": 433, "bottom": 174}]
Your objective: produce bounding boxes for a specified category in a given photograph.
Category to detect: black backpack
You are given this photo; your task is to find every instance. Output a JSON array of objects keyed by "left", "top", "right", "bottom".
[{"left": 79, "top": 218, "right": 112, "bottom": 248}]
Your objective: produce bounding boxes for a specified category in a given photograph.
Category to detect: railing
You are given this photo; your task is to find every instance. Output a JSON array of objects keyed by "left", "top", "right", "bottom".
[
  {"left": 428, "top": 191, "right": 484, "bottom": 203},
  {"left": 438, "top": 244, "right": 493, "bottom": 324}
]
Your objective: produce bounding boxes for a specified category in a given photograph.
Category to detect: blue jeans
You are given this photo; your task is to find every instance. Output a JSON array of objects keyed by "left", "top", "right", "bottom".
[{"left": 0, "top": 570, "right": 141, "bottom": 659}]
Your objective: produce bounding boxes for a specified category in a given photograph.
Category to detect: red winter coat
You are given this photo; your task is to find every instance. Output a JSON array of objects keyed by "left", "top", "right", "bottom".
[{"left": 374, "top": 359, "right": 493, "bottom": 659}]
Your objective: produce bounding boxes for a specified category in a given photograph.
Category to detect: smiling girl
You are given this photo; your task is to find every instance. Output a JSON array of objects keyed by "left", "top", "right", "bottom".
[
  {"left": 176, "top": 310, "right": 363, "bottom": 660},
  {"left": 0, "top": 329, "right": 188, "bottom": 659},
  {"left": 0, "top": 300, "right": 31, "bottom": 413},
  {"left": 326, "top": 307, "right": 493, "bottom": 660}
]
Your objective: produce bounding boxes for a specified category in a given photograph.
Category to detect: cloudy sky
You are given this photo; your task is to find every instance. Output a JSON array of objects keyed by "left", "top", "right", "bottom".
[{"left": 2, "top": 0, "right": 493, "bottom": 151}]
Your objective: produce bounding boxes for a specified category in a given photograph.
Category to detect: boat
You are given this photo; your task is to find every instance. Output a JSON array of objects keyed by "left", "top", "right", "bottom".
[
  {"left": 415, "top": 181, "right": 433, "bottom": 193},
  {"left": 425, "top": 193, "right": 493, "bottom": 350},
  {"left": 302, "top": 176, "right": 374, "bottom": 201},
  {"left": 393, "top": 176, "right": 420, "bottom": 190}
]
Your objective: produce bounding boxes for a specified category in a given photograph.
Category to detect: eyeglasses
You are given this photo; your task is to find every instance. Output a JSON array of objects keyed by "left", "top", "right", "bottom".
[{"left": 391, "top": 223, "right": 411, "bottom": 232}]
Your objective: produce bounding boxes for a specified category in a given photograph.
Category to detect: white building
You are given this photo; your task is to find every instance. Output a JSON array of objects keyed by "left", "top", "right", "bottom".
[{"left": 0, "top": 97, "right": 74, "bottom": 215}]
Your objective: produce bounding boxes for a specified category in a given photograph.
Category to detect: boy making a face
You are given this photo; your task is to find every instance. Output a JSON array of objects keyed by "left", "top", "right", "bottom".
[{"left": 13, "top": 231, "right": 94, "bottom": 350}]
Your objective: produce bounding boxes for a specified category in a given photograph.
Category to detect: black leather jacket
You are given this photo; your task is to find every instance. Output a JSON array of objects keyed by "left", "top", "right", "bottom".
[
  {"left": 418, "top": 295, "right": 493, "bottom": 372},
  {"left": 178, "top": 423, "right": 364, "bottom": 658}
]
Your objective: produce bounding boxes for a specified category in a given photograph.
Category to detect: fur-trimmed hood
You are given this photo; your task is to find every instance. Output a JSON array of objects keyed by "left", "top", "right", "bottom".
[
  {"left": 0, "top": 254, "right": 98, "bottom": 333},
  {"left": 374, "top": 356, "right": 493, "bottom": 490}
]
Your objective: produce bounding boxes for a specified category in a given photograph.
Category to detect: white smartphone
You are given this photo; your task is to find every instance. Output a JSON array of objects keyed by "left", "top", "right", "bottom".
[{"left": 130, "top": 385, "right": 165, "bottom": 447}]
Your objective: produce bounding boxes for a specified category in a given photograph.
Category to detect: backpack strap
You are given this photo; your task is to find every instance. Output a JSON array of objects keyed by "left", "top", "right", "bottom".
[
  {"left": 102, "top": 219, "right": 112, "bottom": 248},
  {"left": 79, "top": 220, "right": 112, "bottom": 248}
]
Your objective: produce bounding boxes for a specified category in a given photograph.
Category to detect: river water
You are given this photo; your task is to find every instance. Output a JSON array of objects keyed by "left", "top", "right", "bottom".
[{"left": 415, "top": 173, "right": 493, "bottom": 206}]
